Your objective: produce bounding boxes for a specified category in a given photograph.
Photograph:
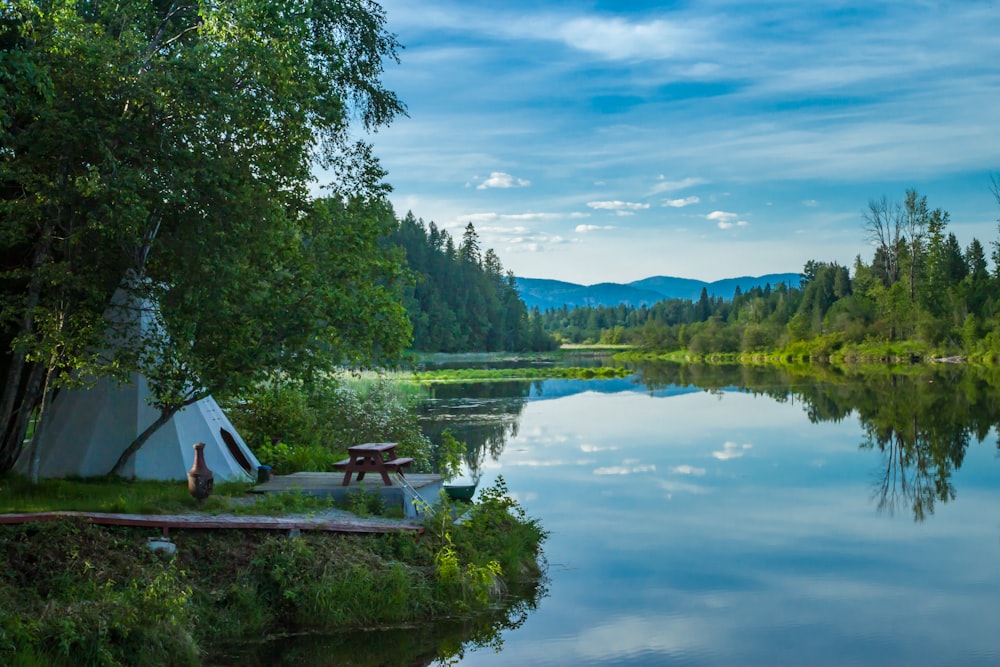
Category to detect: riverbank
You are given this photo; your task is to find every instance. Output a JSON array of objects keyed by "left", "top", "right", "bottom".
[
  {"left": 614, "top": 337, "right": 999, "bottom": 365},
  {"left": 0, "top": 477, "right": 546, "bottom": 666}
]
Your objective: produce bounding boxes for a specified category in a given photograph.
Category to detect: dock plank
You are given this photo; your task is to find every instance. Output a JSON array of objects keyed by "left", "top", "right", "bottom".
[{"left": 0, "top": 510, "right": 423, "bottom": 535}]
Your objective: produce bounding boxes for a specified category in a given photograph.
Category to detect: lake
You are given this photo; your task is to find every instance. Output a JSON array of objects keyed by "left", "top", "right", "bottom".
[{"left": 415, "top": 363, "right": 1000, "bottom": 666}]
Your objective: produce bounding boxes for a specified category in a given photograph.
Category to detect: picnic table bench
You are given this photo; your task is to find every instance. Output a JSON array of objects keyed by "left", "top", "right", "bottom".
[{"left": 332, "top": 442, "right": 413, "bottom": 486}]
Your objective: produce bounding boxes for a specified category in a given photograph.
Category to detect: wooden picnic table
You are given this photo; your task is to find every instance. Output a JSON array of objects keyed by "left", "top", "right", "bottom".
[{"left": 332, "top": 442, "right": 413, "bottom": 486}]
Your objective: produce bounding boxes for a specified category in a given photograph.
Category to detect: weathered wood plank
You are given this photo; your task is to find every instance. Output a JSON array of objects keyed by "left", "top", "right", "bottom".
[{"left": 0, "top": 511, "right": 423, "bottom": 534}]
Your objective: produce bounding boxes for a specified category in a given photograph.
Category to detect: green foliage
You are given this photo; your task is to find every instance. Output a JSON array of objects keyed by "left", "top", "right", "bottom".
[
  {"left": 0, "top": 479, "right": 548, "bottom": 662},
  {"left": 411, "top": 366, "right": 632, "bottom": 383},
  {"left": 0, "top": 521, "right": 198, "bottom": 666},
  {"left": 391, "top": 215, "right": 558, "bottom": 352},
  {"left": 227, "top": 373, "right": 433, "bottom": 473},
  {"left": 0, "top": 0, "right": 410, "bottom": 474},
  {"left": 0, "top": 475, "right": 214, "bottom": 514},
  {"left": 436, "top": 429, "right": 467, "bottom": 482},
  {"left": 426, "top": 476, "right": 547, "bottom": 587},
  {"left": 342, "top": 487, "right": 386, "bottom": 518}
]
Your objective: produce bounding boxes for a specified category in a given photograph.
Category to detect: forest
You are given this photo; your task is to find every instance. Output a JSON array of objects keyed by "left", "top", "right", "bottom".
[
  {"left": 539, "top": 188, "right": 1000, "bottom": 360},
  {"left": 391, "top": 214, "right": 556, "bottom": 353}
]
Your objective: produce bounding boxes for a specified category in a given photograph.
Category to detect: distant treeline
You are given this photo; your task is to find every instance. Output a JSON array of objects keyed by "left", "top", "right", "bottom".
[
  {"left": 392, "top": 213, "right": 557, "bottom": 352},
  {"left": 539, "top": 188, "right": 1000, "bottom": 359}
]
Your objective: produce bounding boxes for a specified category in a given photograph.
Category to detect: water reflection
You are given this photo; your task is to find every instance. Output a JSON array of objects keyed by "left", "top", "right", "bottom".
[
  {"left": 224, "top": 362, "right": 999, "bottom": 665},
  {"left": 418, "top": 381, "right": 533, "bottom": 481},
  {"left": 208, "top": 580, "right": 546, "bottom": 666},
  {"left": 420, "top": 362, "right": 1000, "bottom": 522}
]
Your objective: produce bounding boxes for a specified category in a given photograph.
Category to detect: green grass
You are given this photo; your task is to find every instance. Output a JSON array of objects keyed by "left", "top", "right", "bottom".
[
  {"left": 0, "top": 474, "right": 339, "bottom": 516},
  {"left": 0, "top": 475, "right": 207, "bottom": 514},
  {"left": 408, "top": 366, "right": 632, "bottom": 383}
]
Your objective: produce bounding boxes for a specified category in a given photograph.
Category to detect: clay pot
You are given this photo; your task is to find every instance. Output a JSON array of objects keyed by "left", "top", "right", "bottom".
[{"left": 187, "top": 442, "right": 214, "bottom": 500}]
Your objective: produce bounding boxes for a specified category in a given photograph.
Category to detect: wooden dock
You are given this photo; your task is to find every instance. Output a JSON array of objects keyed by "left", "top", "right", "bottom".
[
  {"left": 252, "top": 471, "right": 442, "bottom": 495},
  {"left": 0, "top": 473, "right": 444, "bottom": 536},
  {"left": 253, "top": 472, "right": 444, "bottom": 520},
  {"left": 0, "top": 510, "right": 423, "bottom": 536}
]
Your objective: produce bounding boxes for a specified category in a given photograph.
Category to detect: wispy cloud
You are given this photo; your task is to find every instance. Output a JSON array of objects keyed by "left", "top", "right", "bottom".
[
  {"left": 650, "top": 177, "right": 708, "bottom": 195},
  {"left": 476, "top": 171, "right": 531, "bottom": 190},
  {"left": 587, "top": 201, "right": 649, "bottom": 217},
  {"left": 671, "top": 464, "right": 706, "bottom": 476},
  {"left": 581, "top": 444, "right": 620, "bottom": 453},
  {"left": 551, "top": 16, "right": 709, "bottom": 61},
  {"left": 707, "top": 211, "right": 749, "bottom": 230},
  {"left": 372, "top": 1, "right": 1000, "bottom": 283},
  {"left": 464, "top": 211, "right": 575, "bottom": 224},
  {"left": 664, "top": 196, "right": 701, "bottom": 208},
  {"left": 712, "top": 442, "right": 752, "bottom": 460},
  {"left": 576, "top": 224, "right": 617, "bottom": 233},
  {"left": 594, "top": 463, "right": 657, "bottom": 475}
]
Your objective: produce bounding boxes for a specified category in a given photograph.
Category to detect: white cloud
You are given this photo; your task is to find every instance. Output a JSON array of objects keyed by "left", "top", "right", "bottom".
[
  {"left": 671, "top": 464, "right": 706, "bottom": 476},
  {"left": 553, "top": 17, "right": 708, "bottom": 61},
  {"left": 504, "top": 459, "right": 574, "bottom": 467},
  {"left": 706, "top": 211, "right": 749, "bottom": 230},
  {"left": 476, "top": 171, "right": 531, "bottom": 190},
  {"left": 576, "top": 224, "right": 617, "bottom": 232},
  {"left": 803, "top": 199, "right": 820, "bottom": 207},
  {"left": 657, "top": 479, "right": 711, "bottom": 495},
  {"left": 463, "top": 211, "right": 566, "bottom": 224},
  {"left": 650, "top": 176, "right": 708, "bottom": 195},
  {"left": 587, "top": 200, "right": 650, "bottom": 211},
  {"left": 712, "top": 441, "right": 752, "bottom": 460},
  {"left": 594, "top": 464, "right": 657, "bottom": 475},
  {"left": 581, "top": 444, "right": 620, "bottom": 452},
  {"left": 664, "top": 196, "right": 701, "bottom": 208}
]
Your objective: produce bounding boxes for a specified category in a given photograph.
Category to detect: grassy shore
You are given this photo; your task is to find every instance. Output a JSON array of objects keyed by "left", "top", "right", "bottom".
[
  {"left": 409, "top": 365, "right": 633, "bottom": 383},
  {"left": 0, "top": 475, "right": 546, "bottom": 666}
]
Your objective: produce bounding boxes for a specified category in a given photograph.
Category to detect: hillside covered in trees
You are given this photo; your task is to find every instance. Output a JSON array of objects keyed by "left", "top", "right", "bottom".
[
  {"left": 392, "top": 214, "right": 556, "bottom": 352},
  {"left": 540, "top": 188, "right": 1000, "bottom": 359}
]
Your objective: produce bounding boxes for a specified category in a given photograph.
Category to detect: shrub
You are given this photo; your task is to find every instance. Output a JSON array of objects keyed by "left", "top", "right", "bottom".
[{"left": 227, "top": 373, "right": 432, "bottom": 473}]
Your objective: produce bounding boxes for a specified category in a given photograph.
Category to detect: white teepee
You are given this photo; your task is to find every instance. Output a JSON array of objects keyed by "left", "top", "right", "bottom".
[{"left": 15, "top": 281, "right": 260, "bottom": 481}]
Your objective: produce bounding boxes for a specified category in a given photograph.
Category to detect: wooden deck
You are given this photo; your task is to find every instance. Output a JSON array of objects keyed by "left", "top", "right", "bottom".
[
  {"left": 253, "top": 472, "right": 444, "bottom": 520},
  {"left": 0, "top": 510, "right": 423, "bottom": 536},
  {"left": 252, "top": 471, "right": 441, "bottom": 495}
]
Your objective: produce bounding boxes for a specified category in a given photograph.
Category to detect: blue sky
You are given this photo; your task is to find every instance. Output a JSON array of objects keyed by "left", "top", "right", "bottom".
[{"left": 351, "top": 1, "right": 1000, "bottom": 283}]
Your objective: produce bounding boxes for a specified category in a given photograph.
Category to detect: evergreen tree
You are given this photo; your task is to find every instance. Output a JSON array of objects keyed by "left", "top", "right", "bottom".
[{"left": 390, "top": 216, "right": 554, "bottom": 351}]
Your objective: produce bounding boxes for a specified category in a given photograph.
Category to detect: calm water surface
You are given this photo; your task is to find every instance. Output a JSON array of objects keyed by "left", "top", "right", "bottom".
[{"left": 425, "top": 367, "right": 1000, "bottom": 666}]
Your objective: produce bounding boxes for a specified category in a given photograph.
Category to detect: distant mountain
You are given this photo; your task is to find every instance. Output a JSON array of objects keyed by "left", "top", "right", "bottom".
[{"left": 516, "top": 273, "right": 802, "bottom": 310}]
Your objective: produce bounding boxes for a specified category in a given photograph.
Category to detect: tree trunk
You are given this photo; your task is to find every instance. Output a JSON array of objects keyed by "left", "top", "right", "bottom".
[
  {"left": 0, "top": 362, "right": 46, "bottom": 472},
  {"left": 27, "top": 364, "right": 57, "bottom": 484},
  {"left": 108, "top": 406, "right": 177, "bottom": 477},
  {"left": 108, "top": 393, "right": 199, "bottom": 476},
  {"left": 0, "top": 227, "right": 53, "bottom": 470}
]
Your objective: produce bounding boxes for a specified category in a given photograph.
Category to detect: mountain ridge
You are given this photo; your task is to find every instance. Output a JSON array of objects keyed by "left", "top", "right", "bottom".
[{"left": 515, "top": 273, "right": 802, "bottom": 310}]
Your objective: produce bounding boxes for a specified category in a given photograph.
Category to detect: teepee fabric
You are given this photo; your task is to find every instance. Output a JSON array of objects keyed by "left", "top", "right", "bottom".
[
  {"left": 17, "top": 374, "right": 259, "bottom": 481},
  {"left": 15, "top": 282, "right": 259, "bottom": 481}
]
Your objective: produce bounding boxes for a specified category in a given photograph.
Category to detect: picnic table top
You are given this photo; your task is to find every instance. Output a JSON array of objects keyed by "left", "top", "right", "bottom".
[{"left": 347, "top": 442, "right": 398, "bottom": 453}]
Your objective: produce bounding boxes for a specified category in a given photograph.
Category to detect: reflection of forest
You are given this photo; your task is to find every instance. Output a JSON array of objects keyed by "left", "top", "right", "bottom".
[
  {"left": 221, "top": 576, "right": 544, "bottom": 666},
  {"left": 422, "top": 361, "right": 1000, "bottom": 521},
  {"left": 419, "top": 381, "right": 534, "bottom": 480},
  {"left": 641, "top": 361, "right": 1000, "bottom": 521}
]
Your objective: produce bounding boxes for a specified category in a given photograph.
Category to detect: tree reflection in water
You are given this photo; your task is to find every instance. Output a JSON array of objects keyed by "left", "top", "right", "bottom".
[
  {"left": 421, "top": 360, "right": 1000, "bottom": 523},
  {"left": 210, "top": 578, "right": 547, "bottom": 666},
  {"left": 639, "top": 361, "right": 999, "bottom": 522},
  {"left": 418, "top": 381, "right": 533, "bottom": 482}
]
